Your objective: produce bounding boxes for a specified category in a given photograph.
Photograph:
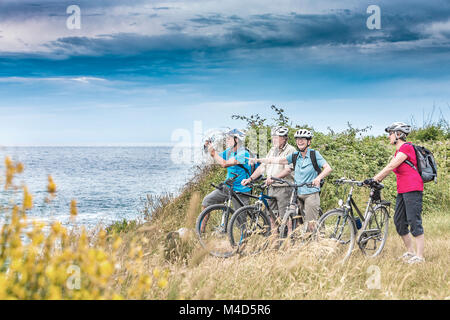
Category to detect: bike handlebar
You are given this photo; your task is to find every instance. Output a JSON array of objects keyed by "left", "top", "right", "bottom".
[
  {"left": 334, "top": 178, "right": 384, "bottom": 189},
  {"left": 210, "top": 172, "right": 245, "bottom": 190}
]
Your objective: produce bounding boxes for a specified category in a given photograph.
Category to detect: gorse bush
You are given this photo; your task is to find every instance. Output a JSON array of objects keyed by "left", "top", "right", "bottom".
[
  {"left": 232, "top": 107, "right": 449, "bottom": 214},
  {"left": 0, "top": 158, "right": 169, "bottom": 299}
]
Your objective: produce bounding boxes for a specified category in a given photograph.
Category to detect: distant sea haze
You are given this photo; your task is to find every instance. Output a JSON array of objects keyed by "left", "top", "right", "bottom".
[{"left": 0, "top": 146, "right": 198, "bottom": 228}]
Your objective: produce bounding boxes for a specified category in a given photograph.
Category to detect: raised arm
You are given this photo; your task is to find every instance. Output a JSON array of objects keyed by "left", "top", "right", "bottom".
[{"left": 250, "top": 157, "right": 289, "bottom": 165}]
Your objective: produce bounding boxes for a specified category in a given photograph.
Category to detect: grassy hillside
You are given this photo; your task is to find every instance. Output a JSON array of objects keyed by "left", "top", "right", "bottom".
[
  {"left": 0, "top": 110, "right": 448, "bottom": 299},
  {"left": 112, "top": 117, "right": 449, "bottom": 300}
]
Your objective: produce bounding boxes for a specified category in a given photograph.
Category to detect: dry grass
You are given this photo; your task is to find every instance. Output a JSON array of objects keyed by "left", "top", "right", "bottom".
[
  {"left": 127, "top": 192, "right": 449, "bottom": 300},
  {"left": 1, "top": 158, "right": 448, "bottom": 300}
]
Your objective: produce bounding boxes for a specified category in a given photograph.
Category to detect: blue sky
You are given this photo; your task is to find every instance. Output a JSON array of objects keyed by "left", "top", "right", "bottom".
[{"left": 0, "top": 0, "right": 449, "bottom": 145}]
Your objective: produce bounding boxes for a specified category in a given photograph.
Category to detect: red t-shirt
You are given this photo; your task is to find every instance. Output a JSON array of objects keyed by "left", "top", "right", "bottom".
[{"left": 393, "top": 143, "right": 424, "bottom": 194}]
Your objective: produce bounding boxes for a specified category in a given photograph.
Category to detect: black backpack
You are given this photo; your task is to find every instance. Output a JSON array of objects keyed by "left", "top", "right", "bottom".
[
  {"left": 404, "top": 143, "right": 438, "bottom": 183},
  {"left": 291, "top": 150, "right": 325, "bottom": 188},
  {"left": 231, "top": 148, "right": 261, "bottom": 179}
]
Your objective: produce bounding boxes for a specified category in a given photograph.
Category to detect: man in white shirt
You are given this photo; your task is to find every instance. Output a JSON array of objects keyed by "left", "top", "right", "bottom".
[{"left": 241, "top": 126, "right": 296, "bottom": 230}]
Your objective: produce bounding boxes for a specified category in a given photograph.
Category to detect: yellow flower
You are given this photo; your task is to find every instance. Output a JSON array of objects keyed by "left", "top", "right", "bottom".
[
  {"left": 23, "top": 186, "right": 33, "bottom": 210},
  {"left": 70, "top": 199, "right": 78, "bottom": 217},
  {"left": 47, "top": 175, "right": 57, "bottom": 194},
  {"left": 51, "top": 222, "right": 63, "bottom": 235},
  {"left": 153, "top": 268, "right": 160, "bottom": 279},
  {"left": 112, "top": 237, "right": 123, "bottom": 250},
  {"left": 98, "top": 261, "right": 113, "bottom": 277},
  {"left": 96, "top": 250, "right": 107, "bottom": 262},
  {"left": 45, "top": 265, "right": 56, "bottom": 282},
  {"left": 15, "top": 162, "right": 24, "bottom": 174},
  {"left": 48, "top": 285, "right": 62, "bottom": 300},
  {"left": 157, "top": 278, "right": 168, "bottom": 289}
]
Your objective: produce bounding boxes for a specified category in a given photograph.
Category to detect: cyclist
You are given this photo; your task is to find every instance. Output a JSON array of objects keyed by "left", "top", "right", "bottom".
[
  {"left": 241, "top": 126, "right": 297, "bottom": 232},
  {"left": 249, "top": 129, "right": 332, "bottom": 231},
  {"left": 202, "top": 129, "right": 252, "bottom": 211},
  {"left": 373, "top": 122, "right": 425, "bottom": 264}
]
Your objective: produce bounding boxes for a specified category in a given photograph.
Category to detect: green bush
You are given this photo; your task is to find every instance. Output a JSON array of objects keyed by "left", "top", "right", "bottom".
[{"left": 232, "top": 106, "right": 449, "bottom": 215}]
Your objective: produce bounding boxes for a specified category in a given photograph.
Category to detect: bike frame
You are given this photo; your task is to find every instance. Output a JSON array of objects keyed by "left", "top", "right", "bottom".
[{"left": 339, "top": 182, "right": 388, "bottom": 238}]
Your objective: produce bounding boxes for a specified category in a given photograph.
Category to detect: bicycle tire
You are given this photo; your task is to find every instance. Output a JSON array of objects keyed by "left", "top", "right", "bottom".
[
  {"left": 195, "top": 204, "right": 235, "bottom": 258},
  {"left": 227, "top": 205, "right": 271, "bottom": 255},
  {"left": 358, "top": 205, "right": 389, "bottom": 257},
  {"left": 316, "top": 209, "right": 356, "bottom": 261}
]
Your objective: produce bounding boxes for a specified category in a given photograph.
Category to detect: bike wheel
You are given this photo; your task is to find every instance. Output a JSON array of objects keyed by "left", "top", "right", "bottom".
[
  {"left": 358, "top": 205, "right": 389, "bottom": 257},
  {"left": 195, "top": 204, "right": 235, "bottom": 258},
  {"left": 316, "top": 209, "right": 356, "bottom": 261},
  {"left": 228, "top": 206, "right": 271, "bottom": 255}
]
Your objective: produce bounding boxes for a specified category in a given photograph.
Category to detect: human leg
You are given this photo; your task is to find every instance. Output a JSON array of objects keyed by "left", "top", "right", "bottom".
[{"left": 394, "top": 193, "right": 416, "bottom": 256}]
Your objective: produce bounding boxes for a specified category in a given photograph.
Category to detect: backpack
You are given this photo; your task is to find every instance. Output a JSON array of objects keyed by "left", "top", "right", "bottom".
[
  {"left": 292, "top": 150, "right": 325, "bottom": 188},
  {"left": 404, "top": 143, "right": 438, "bottom": 183},
  {"left": 233, "top": 148, "right": 261, "bottom": 178}
]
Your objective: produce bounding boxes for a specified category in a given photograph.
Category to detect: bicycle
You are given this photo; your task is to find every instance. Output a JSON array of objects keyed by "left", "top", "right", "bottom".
[
  {"left": 227, "top": 177, "right": 320, "bottom": 255},
  {"left": 316, "top": 178, "right": 391, "bottom": 261},
  {"left": 195, "top": 172, "right": 254, "bottom": 258}
]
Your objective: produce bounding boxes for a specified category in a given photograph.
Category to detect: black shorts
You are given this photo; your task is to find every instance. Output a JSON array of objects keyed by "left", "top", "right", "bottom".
[{"left": 394, "top": 191, "right": 424, "bottom": 237}]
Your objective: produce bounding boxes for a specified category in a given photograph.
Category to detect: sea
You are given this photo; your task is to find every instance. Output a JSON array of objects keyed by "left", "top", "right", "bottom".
[{"left": 0, "top": 146, "right": 201, "bottom": 229}]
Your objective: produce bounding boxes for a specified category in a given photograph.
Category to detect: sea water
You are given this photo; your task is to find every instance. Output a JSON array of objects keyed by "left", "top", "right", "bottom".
[{"left": 0, "top": 146, "right": 199, "bottom": 229}]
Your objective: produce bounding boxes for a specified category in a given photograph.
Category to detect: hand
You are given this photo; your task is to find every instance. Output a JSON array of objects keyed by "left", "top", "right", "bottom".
[
  {"left": 312, "top": 177, "right": 321, "bottom": 187},
  {"left": 246, "top": 157, "right": 258, "bottom": 165},
  {"left": 265, "top": 177, "right": 274, "bottom": 186},
  {"left": 208, "top": 144, "right": 216, "bottom": 157},
  {"left": 241, "top": 178, "right": 251, "bottom": 186}
]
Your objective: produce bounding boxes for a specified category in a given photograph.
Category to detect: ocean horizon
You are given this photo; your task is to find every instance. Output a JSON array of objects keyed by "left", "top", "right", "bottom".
[{"left": 0, "top": 146, "right": 201, "bottom": 229}]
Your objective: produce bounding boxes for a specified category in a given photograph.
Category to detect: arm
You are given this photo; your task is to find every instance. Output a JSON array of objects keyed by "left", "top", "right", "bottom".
[
  {"left": 242, "top": 165, "right": 265, "bottom": 186},
  {"left": 312, "top": 162, "right": 333, "bottom": 187},
  {"left": 373, "top": 152, "right": 408, "bottom": 182},
  {"left": 252, "top": 157, "right": 289, "bottom": 165},
  {"left": 212, "top": 151, "right": 238, "bottom": 168},
  {"left": 208, "top": 144, "right": 239, "bottom": 168}
]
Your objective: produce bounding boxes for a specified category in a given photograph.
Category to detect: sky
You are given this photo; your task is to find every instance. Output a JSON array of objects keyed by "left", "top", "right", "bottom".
[{"left": 0, "top": 0, "right": 449, "bottom": 146}]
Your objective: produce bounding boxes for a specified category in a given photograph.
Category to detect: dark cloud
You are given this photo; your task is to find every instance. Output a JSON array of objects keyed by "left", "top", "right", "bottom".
[{"left": 0, "top": 0, "right": 449, "bottom": 79}]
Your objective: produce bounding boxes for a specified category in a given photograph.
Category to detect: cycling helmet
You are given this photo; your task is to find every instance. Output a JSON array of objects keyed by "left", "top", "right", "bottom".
[
  {"left": 384, "top": 122, "right": 412, "bottom": 135},
  {"left": 226, "top": 129, "right": 246, "bottom": 142},
  {"left": 271, "top": 126, "right": 289, "bottom": 137},
  {"left": 294, "top": 129, "right": 313, "bottom": 140}
]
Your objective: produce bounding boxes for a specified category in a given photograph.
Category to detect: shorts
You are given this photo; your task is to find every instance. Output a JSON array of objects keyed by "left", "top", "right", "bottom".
[
  {"left": 394, "top": 191, "right": 424, "bottom": 237},
  {"left": 202, "top": 188, "right": 250, "bottom": 209},
  {"left": 297, "top": 192, "right": 321, "bottom": 223},
  {"left": 267, "top": 186, "right": 292, "bottom": 219}
]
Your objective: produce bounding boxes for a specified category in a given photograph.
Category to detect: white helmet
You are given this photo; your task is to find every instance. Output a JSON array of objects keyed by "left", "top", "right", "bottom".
[
  {"left": 385, "top": 122, "right": 412, "bottom": 135},
  {"left": 294, "top": 129, "right": 313, "bottom": 140},
  {"left": 226, "top": 128, "right": 246, "bottom": 142},
  {"left": 271, "top": 126, "right": 289, "bottom": 137}
]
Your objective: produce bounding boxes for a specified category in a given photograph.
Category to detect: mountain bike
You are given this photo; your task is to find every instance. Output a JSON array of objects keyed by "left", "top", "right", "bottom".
[
  {"left": 228, "top": 177, "right": 319, "bottom": 255},
  {"left": 195, "top": 172, "right": 254, "bottom": 258},
  {"left": 316, "top": 178, "right": 390, "bottom": 261}
]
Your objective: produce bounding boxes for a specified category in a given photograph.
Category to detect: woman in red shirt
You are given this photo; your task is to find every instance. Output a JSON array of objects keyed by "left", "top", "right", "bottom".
[{"left": 373, "top": 122, "right": 425, "bottom": 264}]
